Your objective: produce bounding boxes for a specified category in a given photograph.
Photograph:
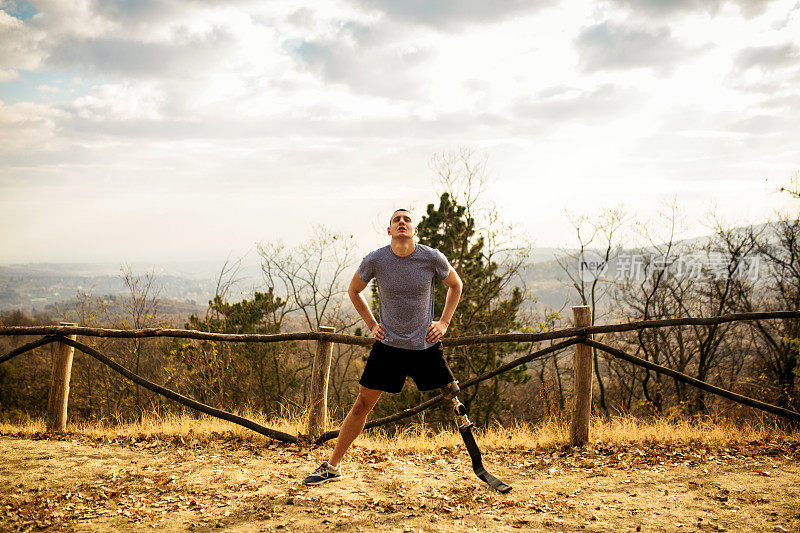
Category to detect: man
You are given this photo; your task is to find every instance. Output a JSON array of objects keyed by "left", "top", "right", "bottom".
[{"left": 303, "top": 208, "right": 463, "bottom": 485}]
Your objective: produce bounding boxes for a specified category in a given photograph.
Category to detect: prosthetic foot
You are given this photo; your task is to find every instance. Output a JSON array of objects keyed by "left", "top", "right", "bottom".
[{"left": 442, "top": 381, "right": 512, "bottom": 494}]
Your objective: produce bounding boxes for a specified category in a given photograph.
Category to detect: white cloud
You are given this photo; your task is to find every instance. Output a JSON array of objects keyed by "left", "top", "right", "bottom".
[
  {"left": 513, "top": 84, "right": 640, "bottom": 123},
  {"left": 733, "top": 42, "right": 800, "bottom": 70},
  {"left": 1, "top": 0, "right": 798, "bottom": 262},
  {"left": 285, "top": 20, "right": 433, "bottom": 99},
  {"left": 0, "top": 9, "right": 43, "bottom": 70},
  {"left": 350, "top": 0, "right": 554, "bottom": 30},
  {"left": 0, "top": 68, "right": 19, "bottom": 81},
  {"left": 46, "top": 29, "right": 237, "bottom": 79},
  {"left": 575, "top": 21, "right": 710, "bottom": 74},
  {"left": 0, "top": 101, "right": 65, "bottom": 162},
  {"left": 607, "top": 0, "right": 777, "bottom": 19},
  {"left": 36, "top": 83, "right": 58, "bottom": 94},
  {"left": 26, "top": 0, "right": 116, "bottom": 40},
  {"left": 68, "top": 83, "right": 166, "bottom": 121},
  {"left": 725, "top": 41, "right": 800, "bottom": 122}
]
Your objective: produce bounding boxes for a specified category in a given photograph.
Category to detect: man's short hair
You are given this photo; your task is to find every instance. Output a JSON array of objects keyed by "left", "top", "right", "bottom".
[{"left": 390, "top": 208, "right": 413, "bottom": 224}]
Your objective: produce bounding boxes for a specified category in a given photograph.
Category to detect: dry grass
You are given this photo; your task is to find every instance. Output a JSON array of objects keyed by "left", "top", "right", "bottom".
[
  {"left": 359, "top": 415, "right": 800, "bottom": 452},
  {"left": 3, "top": 412, "right": 800, "bottom": 532},
  {"left": 2, "top": 412, "right": 797, "bottom": 452},
  {"left": 0, "top": 409, "right": 304, "bottom": 441}
]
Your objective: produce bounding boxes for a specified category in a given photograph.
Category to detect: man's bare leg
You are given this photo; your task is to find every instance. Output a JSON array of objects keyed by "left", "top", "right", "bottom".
[{"left": 328, "top": 385, "right": 382, "bottom": 467}]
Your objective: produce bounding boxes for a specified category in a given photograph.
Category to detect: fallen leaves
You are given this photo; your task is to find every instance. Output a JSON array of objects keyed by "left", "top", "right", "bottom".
[{"left": 2, "top": 432, "right": 799, "bottom": 532}]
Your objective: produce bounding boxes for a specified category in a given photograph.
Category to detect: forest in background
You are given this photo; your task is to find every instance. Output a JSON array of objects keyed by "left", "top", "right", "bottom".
[{"left": 1, "top": 151, "right": 798, "bottom": 430}]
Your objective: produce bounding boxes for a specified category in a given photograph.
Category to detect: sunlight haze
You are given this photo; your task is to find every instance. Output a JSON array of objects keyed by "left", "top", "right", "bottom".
[{"left": 1, "top": 0, "right": 798, "bottom": 264}]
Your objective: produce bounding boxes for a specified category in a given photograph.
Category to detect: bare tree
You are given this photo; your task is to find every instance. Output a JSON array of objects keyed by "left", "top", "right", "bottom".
[
  {"left": 557, "top": 207, "right": 629, "bottom": 414},
  {"left": 52, "top": 289, "right": 123, "bottom": 420},
  {"left": 432, "top": 147, "right": 530, "bottom": 289},
  {"left": 121, "top": 266, "right": 163, "bottom": 418},
  {"left": 613, "top": 202, "right": 685, "bottom": 413},
  {"left": 777, "top": 170, "right": 800, "bottom": 199},
  {"left": 725, "top": 215, "right": 800, "bottom": 412},
  {"left": 414, "top": 148, "right": 536, "bottom": 425},
  {"left": 257, "top": 226, "right": 361, "bottom": 413},
  {"left": 258, "top": 226, "right": 357, "bottom": 331},
  {"left": 609, "top": 205, "right": 773, "bottom": 416}
]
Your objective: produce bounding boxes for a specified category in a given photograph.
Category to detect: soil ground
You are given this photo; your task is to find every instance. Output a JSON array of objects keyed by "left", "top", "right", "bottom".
[{"left": 1, "top": 432, "right": 798, "bottom": 532}]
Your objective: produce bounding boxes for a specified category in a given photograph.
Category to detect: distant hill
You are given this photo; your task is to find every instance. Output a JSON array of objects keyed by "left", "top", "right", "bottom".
[
  {"left": 0, "top": 262, "right": 230, "bottom": 315},
  {"left": 0, "top": 222, "right": 780, "bottom": 319},
  {"left": 519, "top": 221, "right": 783, "bottom": 313}
]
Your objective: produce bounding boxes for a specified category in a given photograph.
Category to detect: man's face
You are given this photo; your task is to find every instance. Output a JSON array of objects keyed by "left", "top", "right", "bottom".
[{"left": 388, "top": 210, "right": 417, "bottom": 238}]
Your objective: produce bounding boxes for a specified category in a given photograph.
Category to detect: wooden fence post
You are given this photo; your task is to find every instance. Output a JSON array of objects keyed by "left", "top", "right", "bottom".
[
  {"left": 570, "top": 306, "right": 592, "bottom": 446},
  {"left": 47, "top": 322, "right": 77, "bottom": 432},
  {"left": 308, "top": 326, "right": 335, "bottom": 440}
]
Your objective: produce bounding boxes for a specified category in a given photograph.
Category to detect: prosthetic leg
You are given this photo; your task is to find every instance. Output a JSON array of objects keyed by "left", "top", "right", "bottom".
[{"left": 441, "top": 381, "right": 512, "bottom": 494}]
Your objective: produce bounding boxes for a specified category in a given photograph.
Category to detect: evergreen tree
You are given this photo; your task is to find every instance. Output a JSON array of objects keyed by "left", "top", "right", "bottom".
[
  {"left": 417, "top": 192, "right": 526, "bottom": 424},
  {"left": 168, "top": 289, "right": 301, "bottom": 414}
]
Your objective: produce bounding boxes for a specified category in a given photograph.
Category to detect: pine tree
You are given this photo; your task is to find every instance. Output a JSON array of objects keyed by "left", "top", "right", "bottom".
[
  {"left": 418, "top": 192, "right": 527, "bottom": 424},
  {"left": 168, "top": 289, "right": 301, "bottom": 414}
]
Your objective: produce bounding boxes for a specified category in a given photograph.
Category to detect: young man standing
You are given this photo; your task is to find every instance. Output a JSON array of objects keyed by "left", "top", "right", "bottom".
[{"left": 303, "top": 208, "right": 463, "bottom": 485}]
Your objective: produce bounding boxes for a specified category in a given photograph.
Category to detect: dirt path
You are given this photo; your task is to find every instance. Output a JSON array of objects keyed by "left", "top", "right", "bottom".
[{"left": 1, "top": 433, "right": 798, "bottom": 532}]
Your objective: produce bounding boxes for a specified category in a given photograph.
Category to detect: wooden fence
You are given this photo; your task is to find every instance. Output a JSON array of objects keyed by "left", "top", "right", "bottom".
[{"left": 1, "top": 309, "right": 799, "bottom": 446}]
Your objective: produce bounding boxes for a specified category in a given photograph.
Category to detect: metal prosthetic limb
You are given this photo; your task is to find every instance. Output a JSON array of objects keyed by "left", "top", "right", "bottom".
[{"left": 442, "top": 381, "right": 512, "bottom": 494}]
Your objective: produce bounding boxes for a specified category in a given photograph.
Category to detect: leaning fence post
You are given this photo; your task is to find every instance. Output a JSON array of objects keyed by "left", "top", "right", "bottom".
[
  {"left": 308, "top": 325, "right": 335, "bottom": 440},
  {"left": 47, "top": 322, "right": 77, "bottom": 432},
  {"left": 570, "top": 306, "right": 593, "bottom": 446}
]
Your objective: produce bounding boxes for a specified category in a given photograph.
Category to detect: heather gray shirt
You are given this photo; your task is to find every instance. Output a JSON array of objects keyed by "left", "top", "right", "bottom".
[{"left": 357, "top": 244, "right": 451, "bottom": 350}]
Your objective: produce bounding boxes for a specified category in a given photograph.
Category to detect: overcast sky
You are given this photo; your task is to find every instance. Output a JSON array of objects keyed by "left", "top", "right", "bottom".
[{"left": 1, "top": 0, "right": 798, "bottom": 265}]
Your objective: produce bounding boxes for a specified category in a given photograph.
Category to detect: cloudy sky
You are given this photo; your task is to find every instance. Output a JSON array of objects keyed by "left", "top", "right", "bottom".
[{"left": 1, "top": 0, "right": 798, "bottom": 264}]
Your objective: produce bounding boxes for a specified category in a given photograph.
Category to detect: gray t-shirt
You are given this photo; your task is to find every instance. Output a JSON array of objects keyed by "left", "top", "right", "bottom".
[{"left": 357, "top": 244, "right": 452, "bottom": 350}]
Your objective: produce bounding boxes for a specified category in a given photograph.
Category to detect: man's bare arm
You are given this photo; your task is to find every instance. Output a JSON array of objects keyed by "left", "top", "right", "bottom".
[
  {"left": 348, "top": 272, "right": 385, "bottom": 340},
  {"left": 426, "top": 268, "right": 463, "bottom": 343}
]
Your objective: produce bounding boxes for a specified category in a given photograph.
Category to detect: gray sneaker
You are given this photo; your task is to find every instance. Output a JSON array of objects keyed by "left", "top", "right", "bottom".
[{"left": 303, "top": 461, "right": 342, "bottom": 486}]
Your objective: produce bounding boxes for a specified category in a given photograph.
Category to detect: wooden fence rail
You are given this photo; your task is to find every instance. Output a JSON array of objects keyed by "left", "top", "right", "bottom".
[
  {"left": 2, "top": 310, "right": 798, "bottom": 345},
  {"left": 1, "top": 309, "right": 799, "bottom": 444}
]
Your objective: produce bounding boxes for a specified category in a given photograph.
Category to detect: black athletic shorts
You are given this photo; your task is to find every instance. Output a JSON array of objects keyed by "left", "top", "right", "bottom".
[{"left": 359, "top": 341, "right": 454, "bottom": 393}]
